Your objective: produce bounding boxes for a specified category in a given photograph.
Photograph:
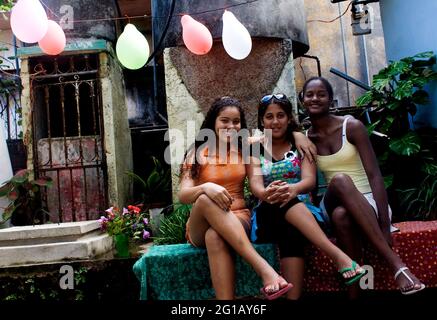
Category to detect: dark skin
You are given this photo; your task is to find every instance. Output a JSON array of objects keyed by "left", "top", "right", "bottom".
[
  {"left": 304, "top": 79, "right": 425, "bottom": 295},
  {"left": 308, "top": 115, "right": 392, "bottom": 245}
]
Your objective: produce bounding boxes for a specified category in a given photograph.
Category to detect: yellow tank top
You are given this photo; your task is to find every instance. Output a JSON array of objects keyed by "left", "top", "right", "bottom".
[{"left": 314, "top": 116, "right": 372, "bottom": 194}]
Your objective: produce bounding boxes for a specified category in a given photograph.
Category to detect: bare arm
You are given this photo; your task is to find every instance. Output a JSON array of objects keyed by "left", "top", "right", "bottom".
[
  {"left": 347, "top": 119, "right": 391, "bottom": 233},
  {"left": 271, "top": 156, "right": 317, "bottom": 207},
  {"left": 293, "top": 131, "right": 317, "bottom": 163},
  {"left": 177, "top": 171, "right": 207, "bottom": 204},
  {"left": 177, "top": 152, "right": 233, "bottom": 211}
]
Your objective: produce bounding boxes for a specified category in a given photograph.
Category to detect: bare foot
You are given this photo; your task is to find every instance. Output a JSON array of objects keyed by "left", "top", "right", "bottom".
[
  {"left": 337, "top": 257, "right": 364, "bottom": 280},
  {"left": 395, "top": 267, "right": 425, "bottom": 294},
  {"left": 262, "top": 275, "right": 291, "bottom": 294}
]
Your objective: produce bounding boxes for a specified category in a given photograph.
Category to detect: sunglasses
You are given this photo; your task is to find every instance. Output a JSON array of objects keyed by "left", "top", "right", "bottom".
[{"left": 260, "top": 93, "right": 287, "bottom": 104}]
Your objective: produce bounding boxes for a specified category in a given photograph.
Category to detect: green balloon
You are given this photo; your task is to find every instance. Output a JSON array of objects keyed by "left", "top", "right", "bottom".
[{"left": 116, "top": 24, "right": 150, "bottom": 70}]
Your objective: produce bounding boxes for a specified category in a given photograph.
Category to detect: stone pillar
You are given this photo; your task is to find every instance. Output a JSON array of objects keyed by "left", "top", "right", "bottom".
[{"left": 99, "top": 50, "right": 133, "bottom": 208}]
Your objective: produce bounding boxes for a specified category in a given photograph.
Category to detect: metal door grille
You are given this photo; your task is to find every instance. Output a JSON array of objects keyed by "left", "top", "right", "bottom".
[{"left": 30, "top": 54, "right": 107, "bottom": 222}]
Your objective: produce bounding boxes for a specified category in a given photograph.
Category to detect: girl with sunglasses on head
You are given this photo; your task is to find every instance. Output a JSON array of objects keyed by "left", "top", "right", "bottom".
[
  {"left": 248, "top": 93, "right": 366, "bottom": 300},
  {"left": 302, "top": 76, "right": 425, "bottom": 297},
  {"left": 178, "top": 96, "right": 293, "bottom": 300}
]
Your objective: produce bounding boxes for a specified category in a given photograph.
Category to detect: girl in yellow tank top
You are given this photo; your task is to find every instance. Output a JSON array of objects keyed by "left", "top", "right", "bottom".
[{"left": 302, "top": 76, "right": 425, "bottom": 296}]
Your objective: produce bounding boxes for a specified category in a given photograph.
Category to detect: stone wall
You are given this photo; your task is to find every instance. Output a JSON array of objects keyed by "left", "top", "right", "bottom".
[
  {"left": 295, "top": 0, "right": 387, "bottom": 108},
  {"left": 164, "top": 39, "right": 298, "bottom": 198}
]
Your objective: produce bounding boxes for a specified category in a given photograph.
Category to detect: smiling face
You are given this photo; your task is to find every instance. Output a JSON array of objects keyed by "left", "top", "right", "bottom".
[
  {"left": 214, "top": 106, "right": 242, "bottom": 144},
  {"left": 261, "top": 103, "right": 290, "bottom": 140},
  {"left": 303, "top": 79, "right": 332, "bottom": 116}
]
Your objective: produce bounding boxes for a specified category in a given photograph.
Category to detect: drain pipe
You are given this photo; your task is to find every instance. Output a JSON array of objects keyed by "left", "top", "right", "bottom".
[
  {"left": 338, "top": 2, "right": 351, "bottom": 106},
  {"left": 301, "top": 55, "right": 322, "bottom": 77}
]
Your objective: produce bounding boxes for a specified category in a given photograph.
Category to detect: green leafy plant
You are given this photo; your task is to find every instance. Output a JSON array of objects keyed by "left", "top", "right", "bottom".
[
  {"left": 356, "top": 51, "right": 437, "bottom": 220},
  {"left": 152, "top": 203, "right": 191, "bottom": 245},
  {"left": 0, "top": 169, "right": 53, "bottom": 225},
  {"left": 98, "top": 205, "right": 152, "bottom": 241},
  {"left": 125, "top": 157, "right": 171, "bottom": 207},
  {"left": 0, "top": 0, "right": 14, "bottom": 11}
]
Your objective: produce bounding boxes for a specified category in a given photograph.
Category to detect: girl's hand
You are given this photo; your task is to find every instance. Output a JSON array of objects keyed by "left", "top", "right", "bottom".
[
  {"left": 267, "top": 183, "right": 298, "bottom": 207},
  {"left": 263, "top": 181, "right": 284, "bottom": 203},
  {"left": 203, "top": 182, "right": 234, "bottom": 212},
  {"left": 278, "top": 184, "right": 299, "bottom": 208}
]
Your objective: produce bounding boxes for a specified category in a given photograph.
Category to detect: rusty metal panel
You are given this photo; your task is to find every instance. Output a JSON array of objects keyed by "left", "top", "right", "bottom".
[
  {"left": 37, "top": 136, "right": 104, "bottom": 222},
  {"left": 30, "top": 54, "right": 107, "bottom": 222}
]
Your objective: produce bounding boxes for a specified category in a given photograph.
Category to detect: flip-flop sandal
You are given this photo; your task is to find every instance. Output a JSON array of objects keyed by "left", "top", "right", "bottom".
[
  {"left": 339, "top": 260, "right": 367, "bottom": 286},
  {"left": 394, "top": 267, "right": 426, "bottom": 295},
  {"left": 260, "top": 283, "right": 293, "bottom": 300}
]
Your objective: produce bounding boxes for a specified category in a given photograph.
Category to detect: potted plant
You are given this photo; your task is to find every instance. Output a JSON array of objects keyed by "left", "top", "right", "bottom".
[
  {"left": 98, "top": 205, "right": 152, "bottom": 258},
  {"left": 125, "top": 156, "right": 172, "bottom": 236},
  {"left": 356, "top": 51, "right": 437, "bottom": 220},
  {"left": 0, "top": 169, "right": 53, "bottom": 226}
]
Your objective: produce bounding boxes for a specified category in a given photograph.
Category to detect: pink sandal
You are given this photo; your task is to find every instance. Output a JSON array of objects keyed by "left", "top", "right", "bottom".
[{"left": 260, "top": 283, "right": 293, "bottom": 300}]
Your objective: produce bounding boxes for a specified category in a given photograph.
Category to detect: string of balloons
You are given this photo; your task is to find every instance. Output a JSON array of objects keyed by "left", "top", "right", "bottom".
[{"left": 10, "top": 0, "right": 254, "bottom": 69}]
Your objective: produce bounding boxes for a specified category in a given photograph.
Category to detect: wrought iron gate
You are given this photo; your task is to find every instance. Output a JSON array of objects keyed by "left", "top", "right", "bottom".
[{"left": 30, "top": 54, "right": 107, "bottom": 222}]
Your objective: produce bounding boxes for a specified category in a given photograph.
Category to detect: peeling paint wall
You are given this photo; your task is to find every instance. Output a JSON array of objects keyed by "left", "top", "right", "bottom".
[
  {"left": 295, "top": 0, "right": 387, "bottom": 108},
  {"left": 20, "top": 48, "right": 132, "bottom": 217},
  {"left": 164, "top": 39, "right": 297, "bottom": 198},
  {"left": 99, "top": 51, "right": 133, "bottom": 208}
]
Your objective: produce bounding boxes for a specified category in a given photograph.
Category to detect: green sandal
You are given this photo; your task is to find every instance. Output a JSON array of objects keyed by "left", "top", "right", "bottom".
[{"left": 339, "top": 261, "right": 367, "bottom": 286}]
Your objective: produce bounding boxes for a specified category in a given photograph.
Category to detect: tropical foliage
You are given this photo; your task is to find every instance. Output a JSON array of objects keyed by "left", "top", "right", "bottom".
[{"left": 357, "top": 51, "right": 437, "bottom": 220}]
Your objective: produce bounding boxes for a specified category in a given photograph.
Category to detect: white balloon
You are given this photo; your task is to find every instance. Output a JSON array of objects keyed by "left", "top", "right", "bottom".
[
  {"left": 116, "top": 24, "right": 150, "bottom": 70},
  {"left": 222, "top": 10, "right": 252, "bottom": 60},
  {"left": 11, "top": 0, "right": 49, "bottom": 43}
]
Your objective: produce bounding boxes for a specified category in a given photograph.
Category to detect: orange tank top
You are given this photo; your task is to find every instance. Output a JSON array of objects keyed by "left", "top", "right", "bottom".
[{"left": 196, "top": 148, "right": 247, "bottom": 211}]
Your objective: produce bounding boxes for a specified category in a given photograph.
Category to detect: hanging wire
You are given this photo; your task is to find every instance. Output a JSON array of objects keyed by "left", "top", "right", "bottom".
[
  {"left": 145, "top": 0, "right": 176, "bottom": 66},
  {"left": 37, "top": 0, "right": 261, "bottom": 23},
  {"left": 307, "top": 1, "right": 353, "bottom": 24}
]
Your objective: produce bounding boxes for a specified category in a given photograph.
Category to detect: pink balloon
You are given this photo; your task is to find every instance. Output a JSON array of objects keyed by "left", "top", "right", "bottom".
[
  {"left": 38, "top": 20, "right": 66, "bottom": 55},
  {"left": 181, "top": 15, "right": 213, "bottom": 55},
  {"left": 11, "top": 0, "right": 48, "bottom": 43}
]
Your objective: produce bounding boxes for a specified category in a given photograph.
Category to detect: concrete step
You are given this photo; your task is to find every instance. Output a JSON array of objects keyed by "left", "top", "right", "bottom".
[
  {"left": 0, "top": 221, "right": 114, "bottom": 267},
  {"left": 0, "top": 220, "right": 100, "bottom": 242}
]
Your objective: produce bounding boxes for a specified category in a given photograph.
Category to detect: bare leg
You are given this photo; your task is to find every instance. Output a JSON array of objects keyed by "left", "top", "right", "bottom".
[
  {"left": 281, "top": 257, "right": 305, "bottom": 300},
  {"left": 325, "top": 173, "right": 424, "bottom": 292},
  {"left": 331, "top": 206, "right": 362, "bottom": 299},
  {"left": 205, "top": 228, "right": 236, "bottom": 300},
  {"left": 284, "top": 203, "right": 362, "bottom": 278},
  {"left": 188, "top": 194, "right": 290, "bottom": 293}
]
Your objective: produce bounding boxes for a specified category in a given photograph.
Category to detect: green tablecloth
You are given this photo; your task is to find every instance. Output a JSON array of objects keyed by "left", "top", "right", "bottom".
[{"left": 133, "top": 243, "right": 279, "bottom": 300}]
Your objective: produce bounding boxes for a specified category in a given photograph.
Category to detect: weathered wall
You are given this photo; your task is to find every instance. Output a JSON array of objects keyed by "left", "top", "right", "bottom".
[
  {"left": 99, "top": 51, "right": 133, "bottom": 208},
  {"left": 295, "top": 0, "right": 387, "bottom": 108},
  {"left": 18, "top": 45, "right": 132, "bottom": 215},
  {"left": 41, "top": 0, "right": 118, "bottom": 42},
  {"left": 165, "top": 39, "right": 297, "bottom": 198},
  {"left": 153, "top": 0, "right": 309, "bottom": 57},
  {"left": 379, "top": 0, "right": 437, "bottom": 128}
]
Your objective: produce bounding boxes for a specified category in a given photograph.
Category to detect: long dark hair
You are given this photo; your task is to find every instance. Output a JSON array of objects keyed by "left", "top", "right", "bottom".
[
  {"left": 257, "top": 94, "right": 299, "bottom": 145},
  {"left": 182, "top": 96, "right": 247, "bottom": 179}
]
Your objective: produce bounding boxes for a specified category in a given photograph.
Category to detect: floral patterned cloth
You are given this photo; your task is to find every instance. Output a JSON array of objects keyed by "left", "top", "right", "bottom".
[
  {"left": 251, "top": 148, "right": 329, "bottom": 242},
  {"left": 303, "top": 221, "right": 437, "bottom": 291}
]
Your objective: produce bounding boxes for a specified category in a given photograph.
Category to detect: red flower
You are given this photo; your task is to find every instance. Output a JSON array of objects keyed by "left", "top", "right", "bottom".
[{"left": 128, "top": 205, "right": 141, "bottom": 214}]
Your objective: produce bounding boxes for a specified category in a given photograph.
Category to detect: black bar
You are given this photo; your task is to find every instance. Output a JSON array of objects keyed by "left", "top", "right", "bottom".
[
  {"left": 330, "top": 67, "right": 371, "bottom": 91},
  {"left": 302, "top": 55, "right": 322, "bottom": 77}
]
